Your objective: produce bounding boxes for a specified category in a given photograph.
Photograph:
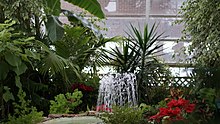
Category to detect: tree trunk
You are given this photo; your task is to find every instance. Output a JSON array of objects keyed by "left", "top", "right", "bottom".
[
  {"left": 0, "top": 5, "right": 5, "bottom": 23},
  {"left": 0, "top": 81, "right": 5, "bottom": 119}
]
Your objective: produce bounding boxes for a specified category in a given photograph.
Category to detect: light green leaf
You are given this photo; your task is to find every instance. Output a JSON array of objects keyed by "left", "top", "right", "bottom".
[
  {"left": 5, "top": 52, "right": 22, "bottom": 67},
  {"left": 64, "top": 0, "right": 105, "bottom": 19},
  {"left": 46, "top": 15, "right": 64, "bottom": 42},
  {"left": 25, "top": 49, "right": 40, "bottom": 60},
  {"left": 23, "top": 37, "right": 35, "bottom": 42},
  {"left": 0, "top": 44, "right": 5, "bottom": 53},
  {"left": 13, "top": 62, "right": 27, "bottom": 75},
  {"left": 3, "top": 86, "right": 15, "bottom": 102}
]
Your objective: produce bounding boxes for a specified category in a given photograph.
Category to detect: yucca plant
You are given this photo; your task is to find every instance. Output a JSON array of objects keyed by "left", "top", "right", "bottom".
[
  {"left": 102, "top": 23, "right": 168, "bottom": 103},
  {"left": 102, "top": 40, "right": 140, "bottom": 73}
]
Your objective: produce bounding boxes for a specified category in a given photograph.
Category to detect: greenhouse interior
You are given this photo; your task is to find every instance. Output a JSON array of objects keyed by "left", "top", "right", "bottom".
[{"left": 0, "top": 0, "right": 220, "bottom": 124}]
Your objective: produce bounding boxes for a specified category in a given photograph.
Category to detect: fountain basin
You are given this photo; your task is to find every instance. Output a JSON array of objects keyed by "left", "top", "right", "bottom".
[{"left": 41, "top": 116, "right": 103, "bottom": 124}]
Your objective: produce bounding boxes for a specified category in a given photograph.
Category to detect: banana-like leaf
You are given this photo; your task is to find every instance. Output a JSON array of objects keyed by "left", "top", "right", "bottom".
[
  {"left": 46, "top": 15, "right": 64, "bottom": 42},
  {"left": 62, "top": 9, "right": 102, "bottom": 38},
  {"left": 44, "top": 0, "right": 61, "bottom": 16},
  {"left": 64, "top": 0, "right": 105, "bottom": 19}
]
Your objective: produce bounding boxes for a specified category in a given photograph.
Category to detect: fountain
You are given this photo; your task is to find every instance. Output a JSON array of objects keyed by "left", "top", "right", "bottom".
[{"left": 96, "top": 73, "right": 138, "bottom": 111}]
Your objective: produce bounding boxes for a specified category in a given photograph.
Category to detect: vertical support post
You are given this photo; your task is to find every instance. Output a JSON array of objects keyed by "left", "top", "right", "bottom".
[{"left": 145, "top": 0, "right": 151, "bottom": 23}]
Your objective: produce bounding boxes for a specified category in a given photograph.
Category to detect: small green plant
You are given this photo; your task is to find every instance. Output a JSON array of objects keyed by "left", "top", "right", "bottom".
[
  {"left": 6, "top": 89, "right": 43, "bottom": 124},
  {"left": 100, "top": 105, "right": 145, "bottom": 124},
  {"left": 49, "top": 89, "right": 83, "bottom": 114}
]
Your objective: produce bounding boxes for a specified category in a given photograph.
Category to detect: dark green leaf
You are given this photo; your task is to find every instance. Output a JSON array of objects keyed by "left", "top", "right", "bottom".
[
  {"left": 0, "top": 61, "right": 10, "bottom": 80},
  {"left": 13, "top": 62, "right": 27, "bottom": 75},
  {"left": 5, "top": 52, "right": 22, "bottom": 67}
]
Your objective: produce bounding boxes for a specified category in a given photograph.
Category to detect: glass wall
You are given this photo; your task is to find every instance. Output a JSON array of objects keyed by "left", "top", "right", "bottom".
[{"left": 61, "top": 0, "right": 191, "bottom": 76}]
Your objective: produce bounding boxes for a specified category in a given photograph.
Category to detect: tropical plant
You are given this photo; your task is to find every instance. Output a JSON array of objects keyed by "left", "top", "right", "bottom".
[
  {"left": 102, "top": 23, "right": 171, "bottom": 104},
  {"left": 0, "top": 0, "right": 107, "bottom": 119},
  {"left": 0, "top": 21, "right": 43, "bottom": 118},
  {"left": 0, "top": 0, "right": 105, "bottom": 41},
  {"left": 102, "top": 40, "right": 139, "bottom": 73}
]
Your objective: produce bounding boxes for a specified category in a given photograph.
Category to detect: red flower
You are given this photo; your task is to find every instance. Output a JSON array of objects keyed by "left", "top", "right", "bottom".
[
  {"left": 72, "top": 83, "right": 94, "bottom": 92},
  {"left": 177, "top": 98, "right": 189, "bottom": 107},
  {"left": 185, "top": 104, "right": 195, "bottom": 113},
  {"left": 149, "top": 98, "right": 196, "bottom": 123},
  {"left": 96, "top": 104, "right": 112, "bottom": 112},
  {"left": 167, "top": 99, "right": 178, "bottom": 108},
  {"left": 170, "top": 107, "right": 181, "bottom": 116}
]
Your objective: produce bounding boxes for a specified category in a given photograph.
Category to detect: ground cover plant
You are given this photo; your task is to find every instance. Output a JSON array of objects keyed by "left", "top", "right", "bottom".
[{"left": 99, "top": 105, "right": 146, "bottom": 124}]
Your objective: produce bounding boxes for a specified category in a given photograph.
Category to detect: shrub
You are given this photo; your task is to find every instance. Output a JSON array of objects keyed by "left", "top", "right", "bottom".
[
  {"left": 6, "top": 89, "right": 43, "bottom": 124},
  {"left": 49, "top": 89, "right": 83, "bottom": 114},
  {"left": 148, "top": 98, "right": 195, "bottom": 124},
  {"left": 100, "top": 105, "right": 146, "bottom": 124}
]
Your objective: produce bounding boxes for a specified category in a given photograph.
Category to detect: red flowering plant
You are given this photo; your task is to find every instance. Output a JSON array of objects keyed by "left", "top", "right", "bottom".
[
  {"left": 149, "top": 98, "right": 196, "bottom": 124},
  {"left": 96, "top": 104, "right": 112, "bottom": 112},
  {"left": 72, "top": 83, "right": 94, "bottom": 92}
]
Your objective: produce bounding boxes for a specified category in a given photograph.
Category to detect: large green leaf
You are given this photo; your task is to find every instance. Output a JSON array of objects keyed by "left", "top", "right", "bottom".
[
  {"left": 44, "top": 0, "right": 61, "bottom": 16},
  {"left": 64, "top": 0, "right": 105, "bottom": 19},
  {"left": 46, "top": 15, "right": 64, "bottom": 42},
  {"left": 62, "top": 9, "right": 102, "bottom": 38},
  {"left": 5, "top": 52, "right": 22, "bottom": 67},
  {"left": 13, "top": 62, "right": 28, "bottom": 76}
]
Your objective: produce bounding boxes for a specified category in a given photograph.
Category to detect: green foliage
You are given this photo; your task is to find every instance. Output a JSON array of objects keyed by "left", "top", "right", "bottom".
[
  {"left": 177, "top": 0, "right": 220, "bottom": 89},
  {"left": 49, "top": 89, "right": 83, "bottom": 114},
  {"left": 100, "top": 105, "right": 146, "bottom": 124},
  {"left": 192, "top": 88, "right": 216, "bottom": 123},
  {"left": 102, "top": 40, "right": 139, "bottom": 73},
  {"left": 2, "top": 87, "right": 14, "bottom": 103},
  {"left": 46, "top": 15, "right": 64, "bottom": 42},
  {"left": 178, "top": 0, "right": 220, "bottom": 65},
  {"left": 102, "top": 23, "right": 171, "bottom": 104},
  {"left": 0, "top": 0, "right": 106, "bottom": 120},
  {"left": 6, "top": 89, "right": 43, "bottom": 124}
]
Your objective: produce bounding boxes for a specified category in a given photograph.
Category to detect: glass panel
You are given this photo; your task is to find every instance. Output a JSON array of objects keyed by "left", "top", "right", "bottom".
[
  {"left": 157, "top": 41, "right": 190, "bottom": 63},
  {"left": 150, "top": 0, "right": 185, "bottom": 15},
  {"left": 170, "top": 67, "right": 193, "bottom": 77},
  {"left": 148, "top": 17, "right": 184, "bottom": 38},
  {"left": 100, "top": 18, "right": 146, "bottom": 37},
  {"left": 98, "top": 0, "right": 146, "bottom": 16},
  {"left": 101, "top": 18, "right": 184, "bottom": 40}
]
